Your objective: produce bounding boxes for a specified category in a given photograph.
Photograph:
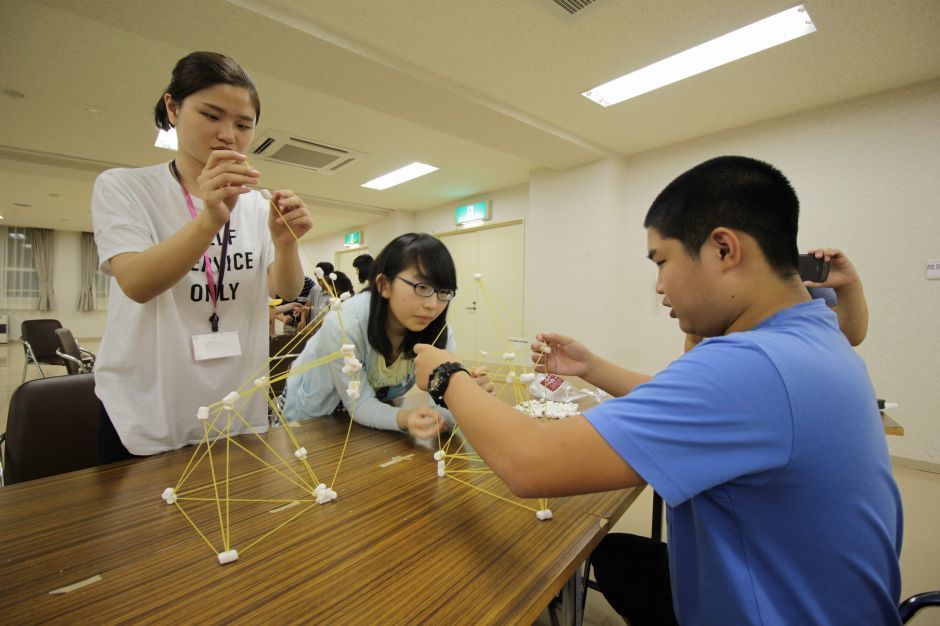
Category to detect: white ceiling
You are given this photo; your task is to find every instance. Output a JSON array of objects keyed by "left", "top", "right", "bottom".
[{"left": 1, "top": 0, "right": 938, "bottom": 237}]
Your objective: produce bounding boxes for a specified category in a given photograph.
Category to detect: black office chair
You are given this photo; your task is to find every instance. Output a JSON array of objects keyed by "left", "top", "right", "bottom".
[
  {"left": 900, "top": 590, "right": 940, "bottom": 623},
  {"left": 0, "top": 373, "right": 101, "bottom": 486},
  {"left": 20, "top": 318, "right": 67, "bottom": 381},
  {"left": 54, "top": 327, "right": 96, "bottom": 374}
]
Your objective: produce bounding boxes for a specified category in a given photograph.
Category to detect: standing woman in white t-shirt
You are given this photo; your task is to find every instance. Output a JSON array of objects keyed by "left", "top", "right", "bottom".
[{"left": 92, "top": 51, "right": 312, "bottom": 461}]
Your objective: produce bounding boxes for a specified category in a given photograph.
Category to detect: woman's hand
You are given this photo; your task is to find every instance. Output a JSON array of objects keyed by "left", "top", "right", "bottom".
[
  {"left": 531, "top": 332, "right": 594, "bottom": 377},
  {"left": 397, "top": 406, "right": 446, "bottom": 439},
  {"left": 195, "top": 150, "right": 259, "bottom": 226},
  {"left": 268, "top": 190, "right": 314, "bottom": 248}
]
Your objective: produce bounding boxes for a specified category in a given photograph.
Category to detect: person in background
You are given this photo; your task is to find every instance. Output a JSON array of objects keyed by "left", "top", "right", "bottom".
[
  {"left": 352, "top": 253, "right": 374, "bottom": 291},
  {"left": 92, "top": 51, "right": 312, "bottom": 460}
]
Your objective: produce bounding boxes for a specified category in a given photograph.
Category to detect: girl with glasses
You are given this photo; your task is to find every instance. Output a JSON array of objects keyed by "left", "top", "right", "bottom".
[{"left": 284, "top": 233, "right": 492, "bottom": 442}]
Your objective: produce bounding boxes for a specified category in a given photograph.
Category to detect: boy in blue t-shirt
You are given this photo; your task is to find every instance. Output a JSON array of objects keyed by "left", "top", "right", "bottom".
[{"left": 412, "top": 156, "right": 902, "bottom": 625}]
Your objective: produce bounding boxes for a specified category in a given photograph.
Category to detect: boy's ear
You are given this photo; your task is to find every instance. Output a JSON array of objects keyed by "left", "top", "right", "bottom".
[{"left": 708, "top": 228, "right": 741, "bottom": 266}]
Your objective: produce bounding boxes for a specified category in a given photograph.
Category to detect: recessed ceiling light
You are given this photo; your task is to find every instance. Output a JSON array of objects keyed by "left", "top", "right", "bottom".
[
  {"left": 582, "top": 4, "right": 816, "bottom": 107},
  {"left": 361, "top": 162, "right": 438, "bottom": 190},
  {"left": 155, "top": 127, "right": 178, "bottom": 151},
  {"left": 0, "top": 214, "right": 5, "bottom": 220},
  {"left": 49, "top": 192, "right": 60, "bottom": 198},
  {"left": 12, "top": 202, "right": 31, "bottom": 208},
  {"left": 83, "top": 105, "right": 104, "bottom": 114}
]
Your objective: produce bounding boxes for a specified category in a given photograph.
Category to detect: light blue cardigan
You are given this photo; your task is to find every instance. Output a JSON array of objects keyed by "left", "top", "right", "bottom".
[{"left": 283, "top": 291, "right": 456, "bottom": 430}]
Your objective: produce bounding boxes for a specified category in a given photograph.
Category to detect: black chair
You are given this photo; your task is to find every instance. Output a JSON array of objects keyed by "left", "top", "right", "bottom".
[
  {"left": 0, "top": 373, "right": 101, "bottom": 486},
  {"left": 900, "top": 590, "right": 940, "bottom": 623},
  {"left": 54, "top": 327, "right": 96, "bottom": 374},
  {"left": 20, "top": 318, "right": 67, "bottom": 382}
]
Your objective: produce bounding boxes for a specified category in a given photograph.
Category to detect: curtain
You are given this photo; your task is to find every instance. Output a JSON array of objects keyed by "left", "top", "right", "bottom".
[
  {"left": 28, "top": 228, "right": 56, "bottom": 311},
  {"left": 77, "top": 231, "right": 97, "bottom": 311}
]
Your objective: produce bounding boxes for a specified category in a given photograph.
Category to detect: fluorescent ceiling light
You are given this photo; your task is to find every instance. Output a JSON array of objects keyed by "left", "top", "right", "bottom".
[
  {"left": 582, "top": 4, "right": 816, "bottom": 107},
  {"left": 155, "top": 127, "right": 178, "bottom": 151},
  {"left": 361, "top": 162, "right": 438, "bottom": 190}
]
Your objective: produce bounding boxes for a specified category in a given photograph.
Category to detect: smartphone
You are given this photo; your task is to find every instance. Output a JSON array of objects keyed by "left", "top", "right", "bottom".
[{"left": 798, "top": 254, "right": 830, "bottom": 283}]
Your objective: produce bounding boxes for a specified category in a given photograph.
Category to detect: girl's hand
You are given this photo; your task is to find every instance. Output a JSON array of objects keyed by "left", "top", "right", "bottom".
[
  {"left": 531, "top": 332, "right": 594, "bottom": 377},
  {"left": 268, "top": 190, "right": 314, "bottom": 248},
  {"left": 196, "top": 150, "right": 259, "bottom": 226},
  {"left": 398, "top": 406, "right": 446, "bottom": 439}
]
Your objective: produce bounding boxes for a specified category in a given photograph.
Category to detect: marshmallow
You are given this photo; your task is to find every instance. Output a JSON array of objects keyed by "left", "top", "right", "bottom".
[
  {"left": 536, "top": 509, "right": 554, "bottom": 521},
  {"left": 294, "top": 447, "right": 308, "bottom": 460},
  {"left": 342, "top": 357, "right": 363, "bottom": 376},
  {"left": 506, "top": 372, "right": 516, "bottom": 382},
  {"left": 519, "top": 373, "right": 536, "bottom": 383},
  {"left": 346, "top": 380, "right": 361, "bottom": 399},
  {"left": 437, "top": 460, "right": 446, "bottom": 477},
  {"left": 222, "top": 391, "right": 240, "bottom": 410},
  {"left": 514, "top": 399, "right": 578, "bottom": 419},
  {"left": 473, "top": 272, "right": 483, "bottom": 280},
  {"left": 196, "top": 406, "right": 209, "bottom": 421},
  {"left": 480, "top": 350, "right": 488, "bottom": 357},
  {"left": 329, "top": 297, "right": 342, "bottom": 310},
  {"left": 259, "top": 188, "right": 272, "bottom": 200},
  {"left": 340, "top": 291, "right": 352, "bottom": 301},
  {"left": 161, "top": 487, "right": 177, "bottom": 504},
  {"left": 540, "top": 344, "right": 552, "bottom": 354},
  {"left": 328, "top": 272, "right": 337, "bottom": 281},
  {"left": 433, "top": 450, "right": 445, "bottom": 461},
  {"left": 314, "top": 267, "right": 324, "bottom": 279},
  {"left": 217, "top": 549, "right": 239, "bottom": 564},
  {"left": 341, "top": 344, "right": 356, "bottom": 355},
  {"left": 502, "top": 352, "right": 515, "bottom": 360},
  {"left": 253, "top": 376, "right": 268, "bottom": 388},
  {"left": 314, "top": 483, "right": 338, "bottom": 504}
]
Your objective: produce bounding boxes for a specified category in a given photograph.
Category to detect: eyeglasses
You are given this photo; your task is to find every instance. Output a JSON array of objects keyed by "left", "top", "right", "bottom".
[{"left": 396, "top": 276, "right": 456, "bottom": 302}]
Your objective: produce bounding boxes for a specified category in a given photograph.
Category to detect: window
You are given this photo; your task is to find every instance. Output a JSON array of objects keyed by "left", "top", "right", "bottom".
[
  {"left": 93, "top": 264, "right": 110, "bottom": 309},
  {"left": 0, "top": 226, "right": 40, "bottom": 309}
]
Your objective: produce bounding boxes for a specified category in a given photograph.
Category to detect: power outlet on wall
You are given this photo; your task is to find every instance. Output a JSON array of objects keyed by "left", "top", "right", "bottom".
[{"left": 927, "top": 260, "right": 940, "bottom": 280}]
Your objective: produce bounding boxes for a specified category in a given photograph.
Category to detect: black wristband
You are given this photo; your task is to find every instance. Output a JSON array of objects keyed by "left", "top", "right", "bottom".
[{"left": 427, "top": 362, "right": 469, "bottom": 410}]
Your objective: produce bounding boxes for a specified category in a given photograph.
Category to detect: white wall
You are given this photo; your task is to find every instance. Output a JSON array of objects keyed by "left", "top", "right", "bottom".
[
  {"left": 4, "top": 230, "right": 109, "bottom": 341},
  {"left": 523, "top": 79, "right": 940, "bottom": 463},
  {"left": 298, "top": 183, "right": 530, "bottom": 277}
]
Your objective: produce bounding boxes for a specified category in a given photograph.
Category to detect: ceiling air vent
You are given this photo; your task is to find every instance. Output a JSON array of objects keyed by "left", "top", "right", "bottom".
[
  {"left": 550, "top": 0, "right": 598, "bottom": 15},
  {"left": 249, "top": 131, "right": 362, "bottom": 174}
]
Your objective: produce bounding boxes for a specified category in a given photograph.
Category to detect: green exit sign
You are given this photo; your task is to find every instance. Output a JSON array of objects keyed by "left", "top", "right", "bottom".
[
  {"left": 455, "top": 200, "right": 490, "bottom": 226},
  {"left": 344, "top": 231, "right": 362, "bottom": 247}
]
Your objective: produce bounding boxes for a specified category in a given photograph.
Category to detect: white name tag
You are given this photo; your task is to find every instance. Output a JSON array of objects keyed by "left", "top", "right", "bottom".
[{"left": 192, "top": 331, "right": 242, "bottom": 361}]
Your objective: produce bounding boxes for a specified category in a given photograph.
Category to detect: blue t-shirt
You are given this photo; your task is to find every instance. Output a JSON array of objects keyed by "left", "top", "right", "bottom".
[{"left": 585, "top": 300, "right": 902, "bottom": 625}]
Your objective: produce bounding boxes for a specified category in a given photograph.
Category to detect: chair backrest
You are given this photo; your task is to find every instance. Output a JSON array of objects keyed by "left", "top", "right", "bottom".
[
  {"left": 54, "top": 328, "right": 85, "bottom": 374},
  {"left": 3, "top": 373, "right": 101, "bottom": 485},
  {"left": 269, "top": 334, "right": 302, "bottom": 398},
  {"left": 21, "top": 318, "right": 66, "bottom": 364}
]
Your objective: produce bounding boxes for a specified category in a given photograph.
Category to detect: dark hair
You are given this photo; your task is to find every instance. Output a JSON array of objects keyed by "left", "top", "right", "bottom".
[
  {"left": 331, "top": 271, "right": 355, "bottom": 297},
  {"left": 316, "top": 261, "right": 335, "bottom": 275},
  {"left": 367, "top": 233, "right": 456, "bottom": 363},
  {"left": 154, "top": 51, "right": 260, "bottom": 131},
  {"left": 352, "top": 254, "right": 374, "bottom": 284},
  {"left": 644, "top": 156, "right": 800, "bottom": 275}
]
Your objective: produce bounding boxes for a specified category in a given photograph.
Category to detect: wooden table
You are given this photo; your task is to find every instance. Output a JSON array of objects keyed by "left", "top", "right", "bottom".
[{"left": 0, "top": 415, "right": 640, "bottom": 624}]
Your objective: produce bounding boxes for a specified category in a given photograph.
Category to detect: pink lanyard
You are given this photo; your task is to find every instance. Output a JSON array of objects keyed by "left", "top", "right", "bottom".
[{"left": 171, "top": 162, "right": 230, "bottom": 332}]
